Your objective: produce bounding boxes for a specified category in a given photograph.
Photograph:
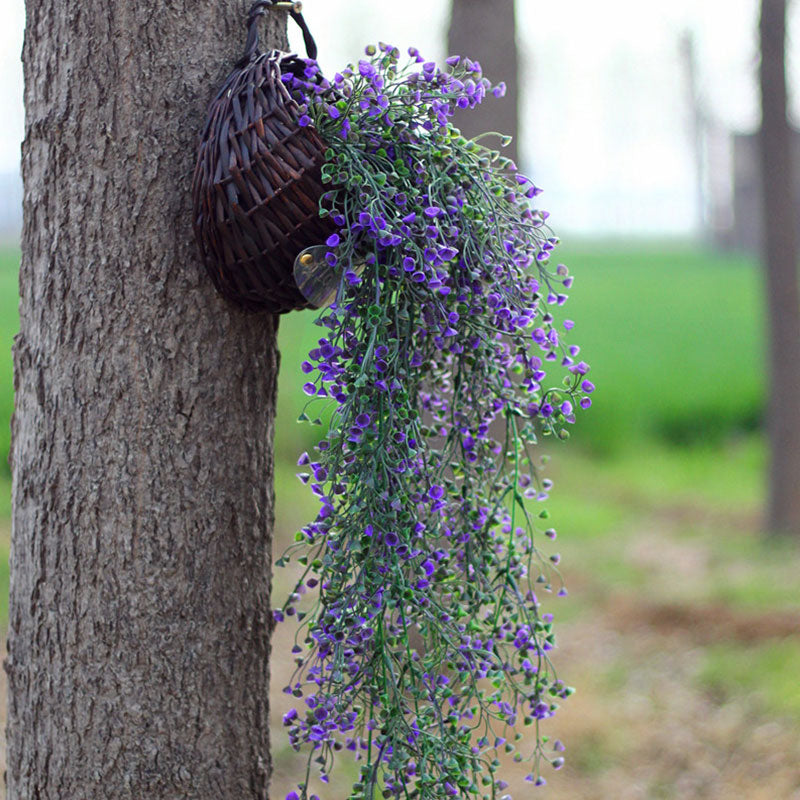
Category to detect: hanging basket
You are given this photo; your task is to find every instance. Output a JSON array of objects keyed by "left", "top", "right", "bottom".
[{"left": 192, "top": 1, "right": 335, "bottom": 313}]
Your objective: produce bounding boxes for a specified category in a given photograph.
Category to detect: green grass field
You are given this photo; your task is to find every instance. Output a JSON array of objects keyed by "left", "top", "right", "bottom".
[
  {"left": 3, "top": 241, "right": 799, "bottom": 798},
  {"left": 274, "top": 239, "right": 766, "bottom": 459},
  {"left": 553, "top": 241, "right": 764, "bottom": 450}
]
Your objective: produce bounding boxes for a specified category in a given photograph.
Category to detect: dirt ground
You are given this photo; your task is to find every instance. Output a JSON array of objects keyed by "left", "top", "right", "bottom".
[
  {"left": 267, "top": 591, "right": 800, "bottom": 800},
  {"left": 2, "top": 497, "right": 799, "bottom": 799},
  {"left": 266, "top": 478, "right": 800, "bottom": 800}
]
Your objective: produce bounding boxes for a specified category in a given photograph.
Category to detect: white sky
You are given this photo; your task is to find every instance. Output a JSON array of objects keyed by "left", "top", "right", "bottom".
[{"left": 1, "top": 0, "right": 798, "bottom": 234}]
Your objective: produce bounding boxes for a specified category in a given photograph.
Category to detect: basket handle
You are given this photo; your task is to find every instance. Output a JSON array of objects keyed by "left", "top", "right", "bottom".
[{"left": 242, "top": 1, "right": 318, "bottom": 63}]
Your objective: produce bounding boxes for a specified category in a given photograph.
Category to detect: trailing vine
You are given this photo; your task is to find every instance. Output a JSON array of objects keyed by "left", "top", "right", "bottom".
[{"left": 274, "top": 43, "right": 594, "bottom": 800}]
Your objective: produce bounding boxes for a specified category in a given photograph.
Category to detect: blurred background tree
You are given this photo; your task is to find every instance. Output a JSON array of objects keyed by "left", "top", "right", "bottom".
[
  {"left": 448, "top": 0, "right": 519, "bottom": 164},
  {"left": 758, "top": 0, "right": 800, "bottom": 536}
]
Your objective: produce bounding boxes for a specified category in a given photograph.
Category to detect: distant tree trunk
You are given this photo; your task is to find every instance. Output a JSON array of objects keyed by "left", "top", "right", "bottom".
[
  {"left": 448, "top": 0, "right": 520, "bottom": 165},
  {"left": 7, "top": 2, "right": 284, "bottom": 797},
  {"left": 679, "top": 30, "right": 708, "bottom": 237},
  {"left": 758, "top": 0, "right": 800, "bottom": 535}
]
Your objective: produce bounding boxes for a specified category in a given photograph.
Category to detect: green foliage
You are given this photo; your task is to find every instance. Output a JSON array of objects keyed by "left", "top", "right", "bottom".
[{"left": 701, "top": 639, "right": 800, "bottom": 722}]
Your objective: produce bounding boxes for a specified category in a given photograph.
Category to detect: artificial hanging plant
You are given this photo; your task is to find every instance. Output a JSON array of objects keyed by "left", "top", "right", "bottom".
[{"left": 273, "top": 42, "right": 594, "bottom": 800}]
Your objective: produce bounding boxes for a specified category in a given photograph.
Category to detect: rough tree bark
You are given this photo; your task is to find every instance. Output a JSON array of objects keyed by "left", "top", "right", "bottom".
[
  {"left": 7, "top": 2, "right": 285, "bottom": 797},
  {"left": 758, "top": 0, "right": 800, "bottom": 536},
  {"left": 448, "top": 0, "right": 520, "bottom": 165}
]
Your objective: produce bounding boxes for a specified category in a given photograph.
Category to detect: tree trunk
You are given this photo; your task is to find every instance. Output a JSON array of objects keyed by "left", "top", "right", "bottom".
[
  {"left": 678, "top": 30, "right": 708, "bottom": 237},
  {"left": 448, "top": 0, "right": 520, "bottom": 165},
  {"left": 7, "top": 3, "right": 285, "bottom": 797},
  {"left": 758, "top": 0, "right": 800, "bottom": 536}
]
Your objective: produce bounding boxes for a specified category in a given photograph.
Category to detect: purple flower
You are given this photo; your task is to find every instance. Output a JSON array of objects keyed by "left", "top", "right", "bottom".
[
  {"left": 279, "top": 46, "right": 589, "bottom": 798},
  {"left": 282, "top": 709, "right": 297, "bottom": 725},
  {"left": 297, "top": 114, "right": 311, "bottom": 127}
]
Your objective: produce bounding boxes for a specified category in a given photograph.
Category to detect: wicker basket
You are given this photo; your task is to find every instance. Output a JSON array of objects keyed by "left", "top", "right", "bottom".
[{"left": 192, "top": 1, "right": 336, "bottom": 313}]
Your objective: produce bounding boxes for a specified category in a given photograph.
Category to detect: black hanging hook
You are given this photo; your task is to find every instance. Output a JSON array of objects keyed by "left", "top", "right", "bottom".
[{"left": 241, "top": 1, "right": 318, "bottom": 64}]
